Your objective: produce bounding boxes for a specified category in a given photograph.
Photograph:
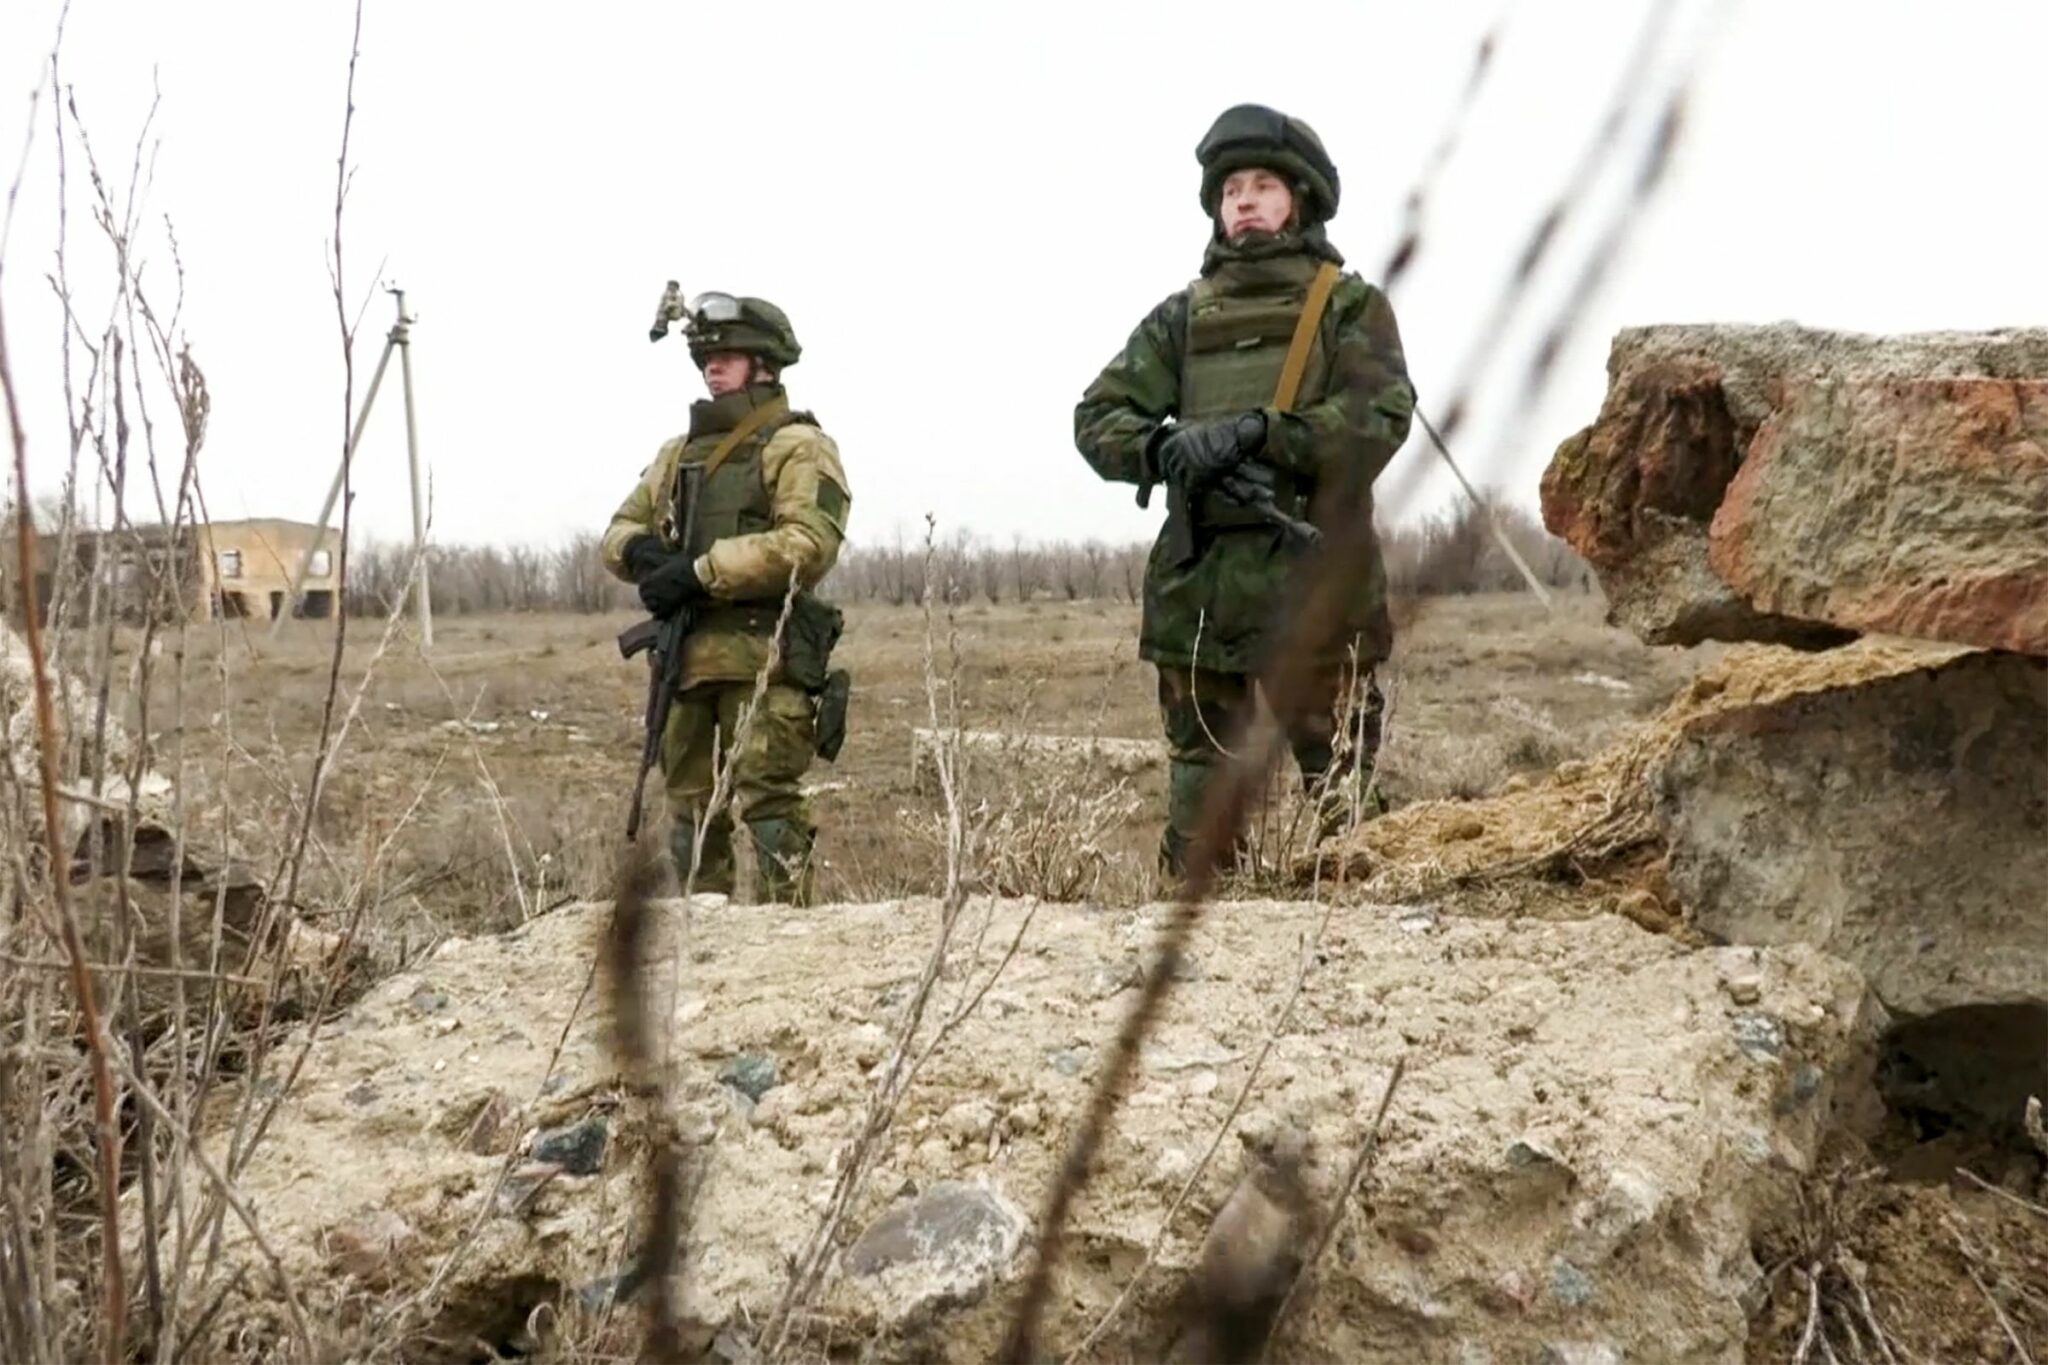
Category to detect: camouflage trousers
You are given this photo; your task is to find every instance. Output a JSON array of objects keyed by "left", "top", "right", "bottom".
[
  {"left": 660, "top": 679, "right": 819, "bottom": 905},
  {"left": 1154, "top": 660, "right": 1385, "bottom": 878}
]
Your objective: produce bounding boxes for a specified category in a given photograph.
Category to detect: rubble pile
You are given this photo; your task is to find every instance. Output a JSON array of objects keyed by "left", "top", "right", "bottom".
[
  {"left": 1528, "top": 323, "right": 2047, "bottom": 1025},
  {"left": 1539, "top": 323, "right": 2048, "bottom": 651},
  {"left": 148, "top": 896, "right": 1880, "bottom": 1363}
]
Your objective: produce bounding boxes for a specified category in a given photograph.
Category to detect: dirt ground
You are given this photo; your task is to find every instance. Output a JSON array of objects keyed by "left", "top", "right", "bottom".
[{"left": 106, "top": 589, "right": 1708, "bottom": 959}]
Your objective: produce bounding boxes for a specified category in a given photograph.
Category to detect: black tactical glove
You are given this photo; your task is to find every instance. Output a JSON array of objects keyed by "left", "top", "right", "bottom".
[
  {"left": 1157, "top": 411, "right": 1267, "bottom": 489},
  {"left": 637, "top": 552, "right": 709, "bottom": 617},
  {"left": 621, "top": 534, "right": 671, "bottom": 581}
]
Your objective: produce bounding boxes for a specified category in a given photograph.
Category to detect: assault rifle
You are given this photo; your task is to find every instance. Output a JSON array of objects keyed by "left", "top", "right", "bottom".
[
  {"left": 1136, "top": 462, "right": 1323, "bottom": 566},
  {"left": 618, "top": 464, "right": 705, "bottom": 841}
]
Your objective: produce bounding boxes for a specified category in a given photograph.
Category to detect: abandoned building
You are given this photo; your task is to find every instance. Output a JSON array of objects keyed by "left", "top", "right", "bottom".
[{"left": 29, "top": 518, "right": 342, "bottom": 623}]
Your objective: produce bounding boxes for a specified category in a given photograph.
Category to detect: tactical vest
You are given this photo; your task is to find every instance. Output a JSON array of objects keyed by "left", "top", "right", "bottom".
[
  {"left": 1179, "top": 258, "right": 1332, "bottom": 528},
  {"left": 666, "top": 397, "right": 818, "bottom": 635}
]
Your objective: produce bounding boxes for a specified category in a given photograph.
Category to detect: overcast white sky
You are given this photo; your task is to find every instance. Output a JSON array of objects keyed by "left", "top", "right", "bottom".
[{"left": 2, "top": 0, "right": 2042, "bottom": 556}]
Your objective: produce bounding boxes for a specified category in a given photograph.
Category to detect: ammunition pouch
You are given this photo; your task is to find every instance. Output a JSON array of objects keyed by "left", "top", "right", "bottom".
[
  {"left": 813, "top": 667, "right": 851, "bottom": 763},
  {"left": 780, "top": 591, "right": 843, "bottom": 693}
]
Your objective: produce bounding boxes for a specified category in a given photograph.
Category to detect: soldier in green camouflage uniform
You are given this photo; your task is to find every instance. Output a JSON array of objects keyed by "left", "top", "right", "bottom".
[
  {"left": 1074, "top": 104, "right": 1416, "bottom": 876},
  {"left": 604, "top": 295, "right": 852, "bottom": 904}
]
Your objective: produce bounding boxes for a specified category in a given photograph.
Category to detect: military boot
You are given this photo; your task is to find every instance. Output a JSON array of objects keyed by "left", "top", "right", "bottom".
[
  {"left": 670, "top": 815, "right": 736, "bottom": 896},
  {"left": 1160, "top": 759, "right": 1253, "bottom": 883},
  {"left": 747, "top": 817, "right": 816, "bottom": 906}
]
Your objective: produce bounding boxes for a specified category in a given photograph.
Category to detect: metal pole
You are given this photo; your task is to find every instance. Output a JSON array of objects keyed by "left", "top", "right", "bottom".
[
  {"left": 391, "top": 289, "right": 433, "bottom": 648},
  {"left": 270, "top": 327, "right": 398, "bottom": 636},
  {"left": 1416, "top": 408, "right": 1556, "bottom": 610}
]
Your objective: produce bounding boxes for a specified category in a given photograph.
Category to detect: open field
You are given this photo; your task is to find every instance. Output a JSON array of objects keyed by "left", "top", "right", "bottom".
[{"left": 107, "top": 590, "right": 1713, "bottom": 960}]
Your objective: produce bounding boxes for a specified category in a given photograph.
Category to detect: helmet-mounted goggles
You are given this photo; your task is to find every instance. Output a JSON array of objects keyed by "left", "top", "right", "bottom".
[{"left": 647, "top": 282, "right": 746, "bottom": 343}]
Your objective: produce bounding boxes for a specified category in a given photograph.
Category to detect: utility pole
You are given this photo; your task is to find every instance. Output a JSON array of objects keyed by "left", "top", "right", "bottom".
[{"left": 276, "top": 286, "right": 434, "bottom": 646}]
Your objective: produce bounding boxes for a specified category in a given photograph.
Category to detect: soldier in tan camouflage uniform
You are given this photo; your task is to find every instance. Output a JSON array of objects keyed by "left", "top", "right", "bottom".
[
  {"left": 604, "top": 294, "right": 852, "bottom": 904},
  {"left": 1075, "top": 104, "right": 1417, "bottom": 877}
]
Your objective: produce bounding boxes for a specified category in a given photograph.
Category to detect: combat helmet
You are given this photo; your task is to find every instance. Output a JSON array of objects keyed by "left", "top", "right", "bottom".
[
  {"left": 1196, "top": 103, "right": 1340, "bottom": 223},
  {"left": 686, "top": 293, "right": 802, "bottom": 370}
]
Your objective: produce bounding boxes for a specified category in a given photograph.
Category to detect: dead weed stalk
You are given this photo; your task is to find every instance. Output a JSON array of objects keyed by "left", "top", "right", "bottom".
[{"left": 761, "top": 516, "right": 1034, "bottom": 1360}]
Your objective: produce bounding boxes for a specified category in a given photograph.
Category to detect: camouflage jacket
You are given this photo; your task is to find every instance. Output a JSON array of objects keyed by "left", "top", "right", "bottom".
[
  {"left": 1074, "top": 230, "right": 1415, "bottom": 673},
  {"left": 603, "top": 386, "right": 851, "bottom": 687}
]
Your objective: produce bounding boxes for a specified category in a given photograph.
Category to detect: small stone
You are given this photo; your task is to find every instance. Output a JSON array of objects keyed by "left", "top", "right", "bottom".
[
  {"left": 941, "top": 1099, "right": 999, "bottom": 1148},
  {"left": 325, "top": 1209, "right": 412, "bottom": 1285},
  {"left": 1484, "top": 1269, "right": 1537, "bottom": 1313},
  {"left": 1722, "top": 972, "right": 1764, "bottom": 1006},
  {"left": 844, "top": 1181, "right": 1022, "bottom": 1284},
  {"left": 1089, "top": 963, "right": 1141, "bottom": 1000},
  {"left": 1540, "top": 1345, "right": 1621, "bottom": 1365},
  {"left": 575, "top": 1268, "right": 643, "bottom": 1312},
  {"left": 407, "top": 984, "right": 448, "bottom": 1014},
  {"left": 1047, "top": 1047, "right": 1088, "bottom": 1078},
  {"left": 458, "top": 1091, "right": 513, "bottom": 1155},
  {"left": 1616, "top": 889, "right": 1676, "bottom": 934},
  {"left": 1390, "top": 1224, "right": 1437, "bottom": 1257},
  {"left": 1004, "top": 1102, "right": 1043, "bottom": 1136},
  {"left": 718, "top": 1054, "right": 780, "bottom": 1101},
  {"left": 710, "top": 1326, "right": 758, "bottom": 1363},
  {"left": 845, "top": 1024, "right": 891, "bottom": 1069},
  {"left": 1143, "top": 1037, "right": 1238, "bottom": 1073},
  {"left": 1150, "top": 1146, "right": 1194, "bottom": 1191},
  {"left": 1730, "top": 1013, "right": 1785, "bottom": 1061},
  {"left": 1506, "top": 1138, "right": 1567, "bottom": 1172},
  {"left": 1188, "top": 1069, "right": 1221, "bottom": 1098},
  {"left": 1589, "top": 1168, "right": 1662, "bottom": 1238},
  {"left": 1550, "top": 1256, "right": 1595, "bottom": 1308},
  {"left": 532, "top": 1115, "right": 609, "bottom": 1175},
  {"left": 751, "top": 1085, "right": 796, "bottom": 1132},
  {"left": 343, "top": 1080, "right": 379, "bottom": 1108},
  {"left": 1775, "top": 1064, "right": 1826, "bottom": 1115}
]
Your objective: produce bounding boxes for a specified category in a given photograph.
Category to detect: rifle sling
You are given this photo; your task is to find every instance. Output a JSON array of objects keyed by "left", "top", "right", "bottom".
[
  {"left": 1272, "top": 261, "right": 1341, "bottom": 414},
  {"left": 699, "top": 394, "right": 790, "bottom": 481}
]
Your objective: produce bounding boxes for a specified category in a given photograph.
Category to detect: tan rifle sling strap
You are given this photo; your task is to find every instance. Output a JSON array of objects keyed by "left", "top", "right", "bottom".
[
  {"left": 698, "top": 392, "right": 791, "bottom": 481},
  {"left": 1271, "top": 261, "right": 1342, "bottom": 414}
]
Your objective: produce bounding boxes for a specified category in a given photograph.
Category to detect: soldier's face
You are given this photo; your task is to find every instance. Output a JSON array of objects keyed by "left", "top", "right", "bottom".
[
  {"left": 700, "top": 353, "right": 755, "bottom": 397},
  {"left": 1220, "top": 168, "right": 1296, "bottom": 241}
]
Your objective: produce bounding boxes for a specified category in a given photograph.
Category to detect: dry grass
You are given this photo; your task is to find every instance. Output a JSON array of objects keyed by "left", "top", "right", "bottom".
[{"left": 79, "top": 591, "right": 1694, "bottom": 943}]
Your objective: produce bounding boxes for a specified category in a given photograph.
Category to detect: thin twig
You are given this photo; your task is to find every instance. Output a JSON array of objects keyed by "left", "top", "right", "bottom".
[
  {"left": 115, "top": 1054, "right": 314, "bottom": 1354},
  {"left": 1964, "top": 1262, "right": 2035, "bottom": 1365},
  {"left": 1955, "top": 1167, "right": 2048, "bottom": 1221},
  {"left": 763, "top": 522, "right": 982, "bottom": 1359},
  {"left": 603, "top": 839, "right": 685, "bottom": 1361},
  {"left": 0, "top": 953, "right": 264, "bottom": 985},
  {"left": 381, "top": 948, "right": 603, "bottom": 1339},
  {"left": 2, "top": 145, "right": 129, "bottom": 1365},
  {"left": 1066, "top": 916, "right": 1335, "bottom": 1363},
  {"left": 1256, "top": 1054, "right": 1406, "bottom": 1363},
  {"left": 1793, "top": 1263, "right": 1823, "bottom": 1365}
]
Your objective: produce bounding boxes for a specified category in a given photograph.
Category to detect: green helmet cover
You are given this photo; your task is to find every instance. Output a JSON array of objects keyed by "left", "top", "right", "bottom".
[
  {"left": 688, "top": 295, "right": 802, "bottom": 370},
  {"left": 1196, "top": 103, "right": 1340, "bottom": 223}
]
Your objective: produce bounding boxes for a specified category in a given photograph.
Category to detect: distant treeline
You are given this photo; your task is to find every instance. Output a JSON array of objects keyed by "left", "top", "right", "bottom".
[{"left": 337, "top": 493, "right": 1590, "bottom": 618}]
